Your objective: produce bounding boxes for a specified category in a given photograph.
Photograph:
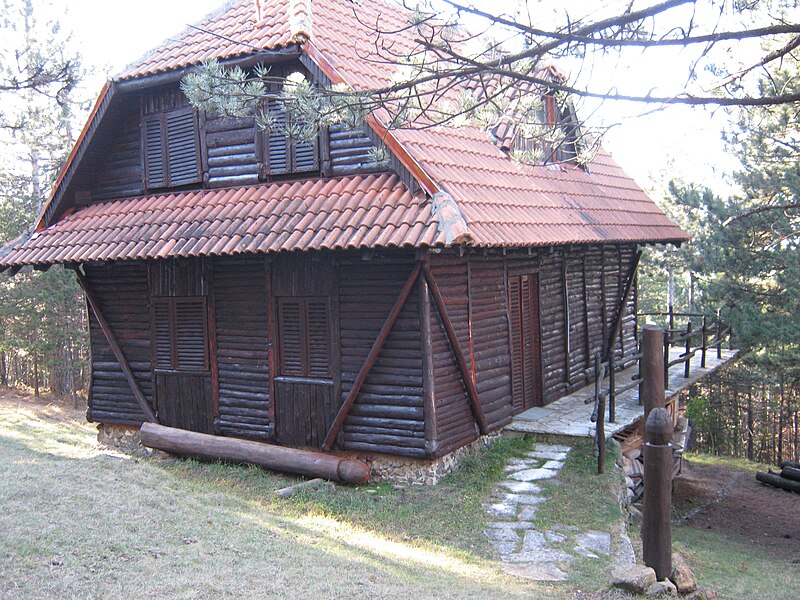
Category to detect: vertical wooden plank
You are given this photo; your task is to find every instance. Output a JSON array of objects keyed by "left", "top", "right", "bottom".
[
  {"left": 207, "top": 260, "right": 220, "bottom": 428},
  {"left": 265, "top": 257, "right": 276, "bottom": 429},
  {"left": 419, "top": 274, "right": 437, "bottom": 456}
]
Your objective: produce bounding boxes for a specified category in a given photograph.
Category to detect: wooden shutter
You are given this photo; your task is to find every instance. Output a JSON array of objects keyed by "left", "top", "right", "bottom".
[
  {"left": 278, "top": 298, "right": 304, "bottom": 376},
  {"left": 292, "top": 128, "right": 319, "bottom": 173},
  {"left": 175, "top": 300, "right": 209, "bottom": 371},
  {"left": 307, "top": 299, "right": 330, "bottom": 377},
  {"left": 166, "top": 108, "right": 201, "bottom": 186},
  {"left": 143, "top": 107, "right": 201, "bottom": 189},
  {"left": 508, "top": 276, "right": 525, "bottom": 413},
  {"left": 277, "top": 296, "right": 330, "bottom": 378},
  {"left": 265, "top": 100, "right": 289, "bottom": 175},
  {"left": 144, "top": 115, "right": 166, "bottom": 188},
  {"left": 154, "top": 300, "right": 173, "bottom": 368},
  {"left": 152, "top": 297, "right": 209, "bottom": 372}
]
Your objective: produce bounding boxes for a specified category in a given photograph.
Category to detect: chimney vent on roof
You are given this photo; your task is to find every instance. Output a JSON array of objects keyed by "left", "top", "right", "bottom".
[
  {"left": 254, "top": 0, "right": 263, "bottom": 21},
  {"left": 289, "top": 0, "right": 313, "bottom": 41}
]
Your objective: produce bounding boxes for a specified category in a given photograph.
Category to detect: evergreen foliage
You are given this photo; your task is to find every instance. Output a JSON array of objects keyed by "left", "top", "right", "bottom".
[{"left": 0, "top": 0, "right": 87, "bottom": 399}]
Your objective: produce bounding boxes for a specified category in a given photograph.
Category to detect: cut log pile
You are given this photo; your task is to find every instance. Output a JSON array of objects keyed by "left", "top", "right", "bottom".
[{"left": 756, "top": 460, "right": 800, "bottom": 494}]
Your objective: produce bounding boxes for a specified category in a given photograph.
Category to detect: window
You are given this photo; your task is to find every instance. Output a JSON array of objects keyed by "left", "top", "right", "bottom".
[
  {"left": 152, "top": 297, "right": 209, "bottom": 372},
  {"left": 514, "top": 94, "right": 579, "bottom": 164},
  {"left": 277, "top": 297, "right": 330, "bottom": 378},
  {"left": 144, "top": 106, "right": 202, "bottom": 188},
  {"left": 256, "top": 76, "right": 320, "bottom": 178}
]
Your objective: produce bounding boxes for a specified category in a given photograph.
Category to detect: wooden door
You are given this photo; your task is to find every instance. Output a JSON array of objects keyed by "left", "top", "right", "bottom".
[
  {"left": 152, "top": 296, "right": 214, "bottom": 433},
  {"left": 272, "top": 254, "right": 339, "bottom": 448},
  {"left": 508, "top": 273, "right": 543, "bottom": 413}
]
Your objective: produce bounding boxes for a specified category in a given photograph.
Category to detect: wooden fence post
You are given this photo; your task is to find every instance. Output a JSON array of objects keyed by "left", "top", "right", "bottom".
[
  {"left": 642, "top": 407, "right": 673, "bottom": 581},
  {"left": 701, "top": 316, "right": 708, "bottom": 368},
  {"left": 684, "top": 321, "right": 693, "bottom": 378},
  {"left": 641, "top": 326, "right": 666, "bottom": 426}
]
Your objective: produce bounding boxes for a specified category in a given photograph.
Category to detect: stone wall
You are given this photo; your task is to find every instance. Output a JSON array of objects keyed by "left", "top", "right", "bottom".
[
  {"left": 96, "top": 423, "right": 154, "bottom": 457},
  {"left": 363, "top": 432, "right": 503, "bottom": 485}
]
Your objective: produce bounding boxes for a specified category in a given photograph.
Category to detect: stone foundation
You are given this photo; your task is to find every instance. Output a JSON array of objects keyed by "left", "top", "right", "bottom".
[
  {"left": 363, "top": 432, "right": 503, "bottom": 485},
  {"left": 97, "top": 423, "right": 156, "bottom": 457}
]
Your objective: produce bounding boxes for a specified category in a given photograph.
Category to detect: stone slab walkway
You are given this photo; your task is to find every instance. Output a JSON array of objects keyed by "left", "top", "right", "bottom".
[{"left": 483, "top": 442, "right": 627, "bottom": 582}]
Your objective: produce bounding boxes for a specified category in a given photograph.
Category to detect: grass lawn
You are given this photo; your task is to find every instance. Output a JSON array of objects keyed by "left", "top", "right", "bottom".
[{"left": 0, "top": 393, "right": 572, "bottom": 600}]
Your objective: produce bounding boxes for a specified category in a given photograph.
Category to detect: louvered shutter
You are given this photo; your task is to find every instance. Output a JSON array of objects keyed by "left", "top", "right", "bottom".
[
  {"left": 154, "top": 300, "right": 173, "bottom": 368},
  {"left": 144, "top": 115, "right": 166, "bottom": 188},
  {"left": 278, "top": 298, "right": 304, "bottom": 376},
  {"left": 175, "top": 300, "right": 209, "bottom": 371},
  {"left": 266, "top": 100, "right": 289, "bottom": 175},
  {"left": 508, "top": 277, "right": 525, "bottom": 413},
  {"left": 152, "top": 298, "right": 209, "bottom": 372},
  {"left": 166, "top": 108, "right": 201, "bottom": 186},
  {"left": 307, "top": 299, "right": 330, "bottom": 377},
  {"left": 292, "top": 130, "right": 319, "bottom": 173}
]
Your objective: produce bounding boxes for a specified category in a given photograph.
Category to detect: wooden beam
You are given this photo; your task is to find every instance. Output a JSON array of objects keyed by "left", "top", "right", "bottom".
[
  {"left": 321, "top": 263, "right": 422, "bottom": 451},
  {"left": 141, "top": 423, "right": 369, "bottom": 484},
  {"left": 422, "top": 264, "right": 489, "bottom": 435},
  {"left": 604, "top": 249, "right": 643, "bottom": 363},
  {"left": 419, "top": 272, "right": 438, "bottom": 457},
  {"left": 73, "top": 266, "right": 157, "bottom": 423}
]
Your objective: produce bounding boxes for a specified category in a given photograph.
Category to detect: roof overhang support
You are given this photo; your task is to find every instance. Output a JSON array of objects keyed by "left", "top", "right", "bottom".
[
  {"left": 71, "top": 265, "right": 158, "bottom": 423},
  {"left": 322, "top": 262, "right": 423, "bottom": 451},
  {"left": 604, "top": 248, "right": 643, "bottom": 363}
]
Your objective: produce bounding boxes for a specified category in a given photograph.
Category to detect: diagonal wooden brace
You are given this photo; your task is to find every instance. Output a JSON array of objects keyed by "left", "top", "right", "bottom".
[
  {"left": 604, "top": 249, "right": 642, "bottom": 363},
  {"left": 73, "top": 266, "right": 157, "bottom": 423},
  {"left": 322, "top": 263, "right": 422, "bottom": 451},
  {"left": 422, "top": 264, "right": 489, "bottom": 435}
]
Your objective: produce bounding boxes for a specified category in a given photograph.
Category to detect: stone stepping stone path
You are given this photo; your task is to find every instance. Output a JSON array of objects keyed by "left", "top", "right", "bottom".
[{"left": 483, "top": 443, "right": 613, "bottom": 582}]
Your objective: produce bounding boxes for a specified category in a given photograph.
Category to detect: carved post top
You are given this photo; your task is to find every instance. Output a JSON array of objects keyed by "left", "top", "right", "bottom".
[{"left": 645, "top": 407, "right": 672, "bottom": 445}]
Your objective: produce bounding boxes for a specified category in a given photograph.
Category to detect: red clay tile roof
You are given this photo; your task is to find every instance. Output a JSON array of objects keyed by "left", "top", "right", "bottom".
[
  {"left": 9, "top": 0, "right": 686, "bottom": 270},
  {"left": 0, "top": 174, "right": 443, "bottom": 268}
]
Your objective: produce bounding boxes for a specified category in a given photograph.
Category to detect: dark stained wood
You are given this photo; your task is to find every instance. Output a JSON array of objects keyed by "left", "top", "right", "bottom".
[
  {"left": 322, "top": 262, "right": 422, "bottom": 450},
  {"left": 507, "top": 272, "right": 542, "bottom": 413},
  {"left": 155, "top": 371, "right": 214, "bottom": 433},
  {"left": 605, "top": 249, "right": 643, "bottom": 362},
  {"left": 213, "top": 256, "right": 271, "bottom": 439},
  {"left": 140, "top": 422, "right": 369, "bottom": 484},
  {"left": 419, "top": 274, "right": 437, "bottom": 456},
  {"left": 74, "top": 266, "right": 157, "bottom": 423},
  {"left": 423, "top": 264, "right": 489, "bottom": 435}
]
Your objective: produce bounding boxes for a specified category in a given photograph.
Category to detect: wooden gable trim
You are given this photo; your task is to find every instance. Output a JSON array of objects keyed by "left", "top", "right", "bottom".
[
  {"left": 35, "top": 81, "right": 115, "bottom": 231},
  {"left": 72, "top": 266, "right": 157, "bottom": 423}
]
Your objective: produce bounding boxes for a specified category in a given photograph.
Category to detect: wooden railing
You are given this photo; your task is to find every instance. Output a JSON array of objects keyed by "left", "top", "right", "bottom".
[{"left": 587, "top": 306, "right": 732, "bottom": 473}]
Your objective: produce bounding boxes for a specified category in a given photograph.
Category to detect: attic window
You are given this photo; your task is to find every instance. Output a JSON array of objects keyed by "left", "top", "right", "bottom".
[
  {"left": 514, "top": 94, "right": 579, "bottom": 164},
  {"left": 256, "top": 73, "right": 320, "bottom": 179},
  {"left": 144, "top": 106, "right": 202, "bottom": 189}
]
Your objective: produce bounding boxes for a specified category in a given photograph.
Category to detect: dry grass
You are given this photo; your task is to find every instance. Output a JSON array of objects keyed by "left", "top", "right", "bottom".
[{"left": 0, "top": 391, "right": 570, "bottom": 600}]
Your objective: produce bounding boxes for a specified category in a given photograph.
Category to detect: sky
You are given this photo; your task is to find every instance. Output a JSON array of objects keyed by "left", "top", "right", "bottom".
[{"left": 52, "top": 0, "right": 745, "bottom": 197}]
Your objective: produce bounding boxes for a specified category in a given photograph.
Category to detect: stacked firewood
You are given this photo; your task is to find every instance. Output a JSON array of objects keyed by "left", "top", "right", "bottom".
[{"left": 756, "top": 460, "right": 800, "bottom": 493}]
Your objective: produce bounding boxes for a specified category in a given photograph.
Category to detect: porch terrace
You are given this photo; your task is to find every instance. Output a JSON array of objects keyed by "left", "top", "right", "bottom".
[{"left": 505, "top": 347, "right": 739, "bottom": 438}]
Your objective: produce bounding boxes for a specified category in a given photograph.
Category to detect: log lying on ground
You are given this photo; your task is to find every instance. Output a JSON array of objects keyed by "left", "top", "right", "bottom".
[
  {"left": 779, "top": 460, "right": 800, "bottom": 470},
  {"left": 780, "top": 466, "right": 800, "bottom": 483},
  {"left": 140, "top": 423, "right": 370, "bottom": 484},
  {"left": 756, "top": 471, "right": 800, "bottom": 493},
  {"left": 275, "top": 478, "right": 335, "bottom": 498}
]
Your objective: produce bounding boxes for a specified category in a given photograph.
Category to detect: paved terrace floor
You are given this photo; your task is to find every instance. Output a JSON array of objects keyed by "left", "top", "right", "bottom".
[{"left": 506, "top": 348, "right": 740, "bottom": 438}]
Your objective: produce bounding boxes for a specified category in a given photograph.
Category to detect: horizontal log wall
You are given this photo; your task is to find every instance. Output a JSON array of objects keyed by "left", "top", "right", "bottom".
[
  {"left": 536, "top": 252, "right": 569, "bottom": 402},
  {"left": 85, "top": 262, "right": 152, "bottom": 425},
  {"left": 467, "top": 258, "right": 513, "bottom": 429},
  {"left": 338, "top": 257, "right": 426, "bottom": 458},
  {"left": 205, "top": 112, "right": 259, "bottom": 189},
  {"left": 212, "top": 256, "right": 272, "bottom": 440},
  {"left": 90, "top": 110, "right": 143, "bottom": 200},
  {"left": 428, "top": 255, "right": 478, "bottom": 456}
]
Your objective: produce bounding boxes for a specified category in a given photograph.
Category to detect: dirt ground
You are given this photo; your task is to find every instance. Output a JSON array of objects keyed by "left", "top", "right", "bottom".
[{"left": 673, "top": 457, "right": 800, "bottom": 561}]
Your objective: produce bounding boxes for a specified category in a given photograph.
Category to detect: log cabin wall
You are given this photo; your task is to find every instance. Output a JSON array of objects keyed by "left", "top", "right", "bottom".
[
  {"left": 338, "top": 254, "right": 426, "bottom": 458},
  {"left": 85, "top": 262, "right": 153, "bottom": 425},
  {"left": 427, "top": 244, "right": 639, "bottom": 444},
  {"left": 211, "top": 256, "right": 272, "bottom": 440}
]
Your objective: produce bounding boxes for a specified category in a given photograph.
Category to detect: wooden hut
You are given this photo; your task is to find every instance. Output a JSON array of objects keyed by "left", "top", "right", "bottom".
[{"left": 0, "top": 0, "right": 687, "bottom": 478}]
